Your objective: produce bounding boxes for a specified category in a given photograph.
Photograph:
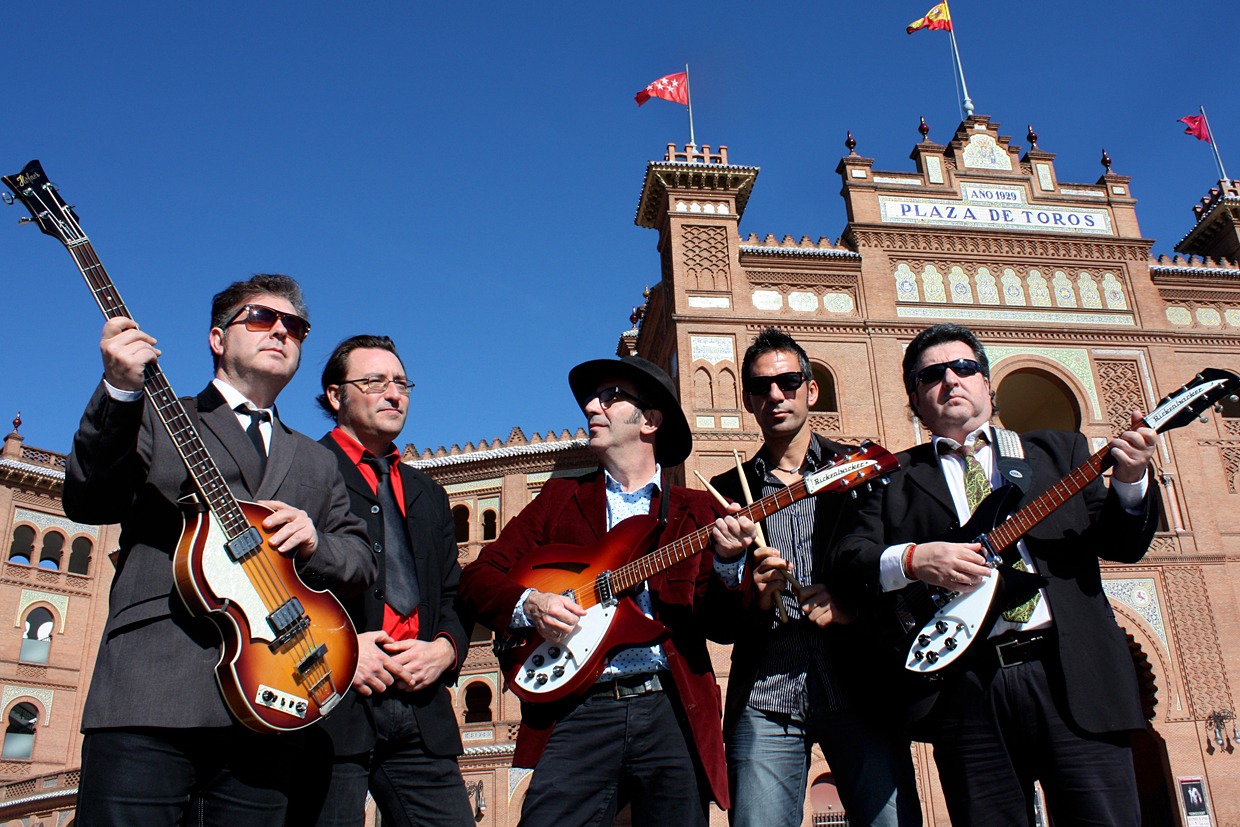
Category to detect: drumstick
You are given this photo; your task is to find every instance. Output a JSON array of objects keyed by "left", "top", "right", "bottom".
[
  {"left": 694, "top": 468, "right": 786, "bottom": 622},
  {"left": 736, "top": 452, "right": 795, "bottom": 624}
]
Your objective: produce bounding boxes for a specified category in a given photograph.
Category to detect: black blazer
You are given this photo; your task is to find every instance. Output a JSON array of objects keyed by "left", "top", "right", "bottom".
[
  {"left": 317, "top": 436, "right": 469, "bottom": 757},
  {"left": 710, "top": 433, "right": 893, "bottom": 737},
  {"left": 63, "top": 383, "right": 375, "bottom": 731},
  {"left": 829, "top": 428, "right": 1160, "bottom": 735}
]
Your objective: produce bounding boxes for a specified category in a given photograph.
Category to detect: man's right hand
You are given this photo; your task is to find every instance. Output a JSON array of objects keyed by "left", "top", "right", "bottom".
[
  {"left": 523, "top": 590, "right": 587, "bottom": 642},
  {"left": 751, "top": 545, "right": 791, "bottom": 610},
  {"left": 101, "top": 317, "right": 160, "bottom": 391},
  {"left": 907, "top": 541, "right": 992, "bottom": 592},
  {"left": 352, "top": 630, "right": 399, "bottom": 696}
]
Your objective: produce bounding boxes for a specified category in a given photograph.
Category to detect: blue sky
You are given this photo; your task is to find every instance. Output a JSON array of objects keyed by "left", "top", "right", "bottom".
[{"left": 2, "top": 2, "right": 1235, "bottom": 458}]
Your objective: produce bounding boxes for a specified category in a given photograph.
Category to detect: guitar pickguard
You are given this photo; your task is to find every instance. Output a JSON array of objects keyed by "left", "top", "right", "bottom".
[
  {"left": 196, "top": 512, "right": 277, "bottom": 645},
  {"left": 904, "top": 571, "right": 998, "bottom": 673},
  {"left": 510, "top": 601, "right": 617, "bottom": 697}
]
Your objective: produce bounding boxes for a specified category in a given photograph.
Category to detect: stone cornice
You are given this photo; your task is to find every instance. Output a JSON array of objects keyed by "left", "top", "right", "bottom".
[
  {"left": 635, "top": 162, "right": 758, "bottom": 229},
  {"left": 845, "top": 226, "right": 1154, "bottom": 262}
]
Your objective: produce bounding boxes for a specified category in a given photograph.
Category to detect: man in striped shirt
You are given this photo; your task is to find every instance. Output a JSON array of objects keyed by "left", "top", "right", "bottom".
[{"left": 711, "top": 328, "right": 921, "bottom": 827}]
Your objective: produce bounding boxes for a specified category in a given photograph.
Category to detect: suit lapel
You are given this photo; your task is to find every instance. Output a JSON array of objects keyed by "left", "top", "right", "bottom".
[
  {"left": 195, "top": 385, "right": 264, "bottom": 496},
  {"left": 572, "top": 471, "right": 608, "bottom": 541},
  {"left": 396, "top": 465, "right": 431, "bottom": 626},
  {"left": 905, "top": 443, "right": 958, "bottom": 521},
  {"left": 257, "top": 417, "right": 295, "bottom": 500}
]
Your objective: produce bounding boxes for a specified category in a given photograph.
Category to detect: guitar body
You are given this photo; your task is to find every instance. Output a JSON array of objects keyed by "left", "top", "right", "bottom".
[
  {"left": 173, "top": 498, "right": 358, "bottom": 731},
  {"left": 499, "top": 514, "right": 671, "bottom": 704},
  {"left": 888, "top": 484, "right": 1045, "bottom": 674}
]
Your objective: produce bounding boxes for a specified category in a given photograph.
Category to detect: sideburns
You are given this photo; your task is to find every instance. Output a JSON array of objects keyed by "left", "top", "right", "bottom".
[{"left": 625, "top": 408, "right": 645, "bottom": 425}]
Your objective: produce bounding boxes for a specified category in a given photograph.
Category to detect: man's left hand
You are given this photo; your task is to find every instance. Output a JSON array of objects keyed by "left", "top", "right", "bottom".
[
  {"left": 259, "top": 500, "right": 318, "bottom": 559},
  {"left": 384, "top": 637, "right": 455, "bottom": 692},
  {"left": 1109, "top": 411, "right": 1158, "bottom": 484},
  {"left": 712, "top": 502, "right": 757, "bottom": 562},
  {"left": 798, "top": 584, "right": 852, "bottom": 627}
]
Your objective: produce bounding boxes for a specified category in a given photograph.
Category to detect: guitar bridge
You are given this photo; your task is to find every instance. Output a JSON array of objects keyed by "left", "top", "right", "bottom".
[
  {"left": 225, "top": 526, "right": 263, "bottom": 562},
  {"left": 297, "top": 643, "right": 328, "bottom": 676}
]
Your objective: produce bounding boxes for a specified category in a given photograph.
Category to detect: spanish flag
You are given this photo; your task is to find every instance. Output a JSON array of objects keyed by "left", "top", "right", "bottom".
[{"left": 907, "top": 1, "right": 952, "bottom": 34}]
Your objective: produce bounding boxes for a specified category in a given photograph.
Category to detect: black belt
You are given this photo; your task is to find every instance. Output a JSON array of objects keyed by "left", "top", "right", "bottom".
[
  {"left": 985, "top": 631, "right": 1052, "bottom": 669},
  {"left": 588, "top": 672, "right": 666, "bottom": 700}
]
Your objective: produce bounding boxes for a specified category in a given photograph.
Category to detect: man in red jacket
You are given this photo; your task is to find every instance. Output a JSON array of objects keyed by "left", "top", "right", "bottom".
[{"left": 460, "top": 356, "right": 753, "bottom": 826}]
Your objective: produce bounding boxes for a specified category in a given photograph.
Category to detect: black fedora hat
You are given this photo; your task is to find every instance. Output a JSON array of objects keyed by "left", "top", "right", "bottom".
[{"left": 568, "top": 356, "right": 692, "bottom": 467}]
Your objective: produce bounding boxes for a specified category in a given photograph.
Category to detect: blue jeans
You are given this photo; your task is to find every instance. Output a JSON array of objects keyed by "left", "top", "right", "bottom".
[{"left": 727, "top": 703, "right": 921, "bottom": 827}]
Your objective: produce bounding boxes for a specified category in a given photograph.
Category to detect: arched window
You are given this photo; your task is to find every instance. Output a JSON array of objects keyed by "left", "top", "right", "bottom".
[
  {"left": 809, "top": 362, "right": 839, "bottom": 413},
  {"left": 20, "top": 607, "right": 54, "bottom": 665},
  {"left": 38, "top": 531, "right": 65, "bottom": 571},
  {"left": 463, "top": 682, "right": 494, "bottom": 723},
  {"left": 452, "top": 506, "right": 470, "bottom": 544},
  {"left": 2, "top": 703, "right": 38, "bottom": 760},
  {"left": 8, "top": 526, "right": 35, "bottom": 565},
  {"left": 994, "top": 369, "right": 1081, "bottom": 433},
  {"left": 482, "top": 510, "right": 498, "bottom": 541},
  {"left": 68, "top": 537, "right": 92, "bottom": 575}
]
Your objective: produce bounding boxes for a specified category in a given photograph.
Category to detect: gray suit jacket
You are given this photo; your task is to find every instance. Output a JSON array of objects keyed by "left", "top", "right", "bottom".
[{"left": 64, "top": 382, "right": 375, "bottom": 730}]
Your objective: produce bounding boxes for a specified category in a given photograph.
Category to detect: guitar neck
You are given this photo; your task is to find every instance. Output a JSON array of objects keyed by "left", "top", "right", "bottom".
[
  {"left": 985, "top": 438, "right": 1122, "bottom": 555},
  {"left": 66, "top": 238, "right": 251, "bottom": 538},
  {"left": 609, "top": 477, "right": 810, "bottom": 593}
]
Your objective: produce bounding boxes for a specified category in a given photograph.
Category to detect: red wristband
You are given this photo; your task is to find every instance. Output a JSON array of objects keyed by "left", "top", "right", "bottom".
[{"left": 902, "top": 544, "right": 917, "bottom": 580}]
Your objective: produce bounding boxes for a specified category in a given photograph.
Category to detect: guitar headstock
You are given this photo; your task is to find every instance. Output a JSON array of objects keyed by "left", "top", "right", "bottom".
[
  {"left": 804, "top": 440, "right": 900, "bottom": 497},
  {"left": 2, "top": 160, "right": 85, "bottom": 246},
  {"left": 1145, "top": 368, "right": 1240, "bottom": 434}
]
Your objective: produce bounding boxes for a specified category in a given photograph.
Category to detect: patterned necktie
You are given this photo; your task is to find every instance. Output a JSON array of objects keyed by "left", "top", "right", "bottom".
[
  {"left": 363, "top": 455, "right": 420, "bottom": 617},
  {"left": 236, "top": 405, "right": 270, "bottom": 476},
  {"left": 951, "top": 436, "right": 1040, "bottom": 622}
]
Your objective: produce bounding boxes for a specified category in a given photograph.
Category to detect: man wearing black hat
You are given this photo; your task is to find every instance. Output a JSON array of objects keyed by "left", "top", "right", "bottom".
[{"left": 459, "top": 356, "right": 754, "bottom": 826}]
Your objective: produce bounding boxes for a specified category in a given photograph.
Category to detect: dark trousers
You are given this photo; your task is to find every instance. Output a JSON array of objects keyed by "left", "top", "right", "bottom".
[
  {"left": 307, "top": 697, "right": 473, "bottom": 827},
  {"left": 519, "top": 690, "right": 709, "bottom": 827},
  {"left": 76, "top": 727, "right": 297, "bottom": 827},
  {"left": 924, "top": 652, "right": 1139, "bottom": 827}
]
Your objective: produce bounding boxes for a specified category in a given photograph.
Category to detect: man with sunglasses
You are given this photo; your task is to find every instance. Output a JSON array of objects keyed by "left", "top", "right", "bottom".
[
  {"left": 711, "top": 328, "right": 920, "bottom": 827},
  {"left": 459, "top": 355, "right": 755, "bottom": 826},
  {"left": 830, "top": 323, "right": 1159, "bottom": 826},
  {"left": 300, "top": 334, "right": 472, "bottom": 826},
  {"left": 64, "top": 274, "right": 375, "bottom": 825}
]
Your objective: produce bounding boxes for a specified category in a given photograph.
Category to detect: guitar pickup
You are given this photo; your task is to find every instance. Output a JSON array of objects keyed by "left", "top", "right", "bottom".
[
  {"left": 267, "top": 599, "right": 311, "bottom": 650},
  {"left": 297, "top": 643, "right": 328, "bottom": 676},
  {"left": 225, "top": 526, "right": 263, "bottom": 562},
  {"left": 595, "top": 572, "right": 617, "bottom": 607}
]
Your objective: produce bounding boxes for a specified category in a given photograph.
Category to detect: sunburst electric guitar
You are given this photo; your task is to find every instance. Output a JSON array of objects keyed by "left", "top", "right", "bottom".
[
  {"left": 892, "top": 367, "right": 1240, "bottom": 675},
  {"left": 3, "top": 160, "right": 358, "bottom": 732},
  {"left": 497, "top": 441, "right": 899, "bottom": 704}
]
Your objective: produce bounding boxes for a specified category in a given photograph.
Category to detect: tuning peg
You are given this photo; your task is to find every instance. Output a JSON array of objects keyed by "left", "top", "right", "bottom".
[
  {"left": 17, "top": 217, "right": 31, "bottom": 225},
  {"left": 1200, "top": 415, "right": 1209, "bottom": 424},
  {"left": 850, "top": 490, "right": 859, "bottom": 499},
  {"left": 1, "top": 193, "right": 12, "bottom": 205}
]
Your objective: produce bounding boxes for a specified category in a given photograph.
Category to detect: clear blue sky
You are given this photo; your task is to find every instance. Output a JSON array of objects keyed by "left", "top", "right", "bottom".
[{"left": 3, "top": 2, "right": 1235, "bottom": 457}]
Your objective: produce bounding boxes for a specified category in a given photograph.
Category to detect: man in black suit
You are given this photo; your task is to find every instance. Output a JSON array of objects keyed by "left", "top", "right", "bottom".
[
  {"left": 310, "top": 335, "right": 472, "bottom": 826},
  {"left": 64, "top": 274, "right": 375, "bottom": 826},
  {"left": 830, "top": 323, "right": 1159, "bottom": 826}
]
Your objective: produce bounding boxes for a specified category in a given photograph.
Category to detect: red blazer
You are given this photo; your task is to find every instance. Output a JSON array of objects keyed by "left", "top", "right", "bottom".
[{"left": 459, "top": 469, "right": 738, "bottom": 808}]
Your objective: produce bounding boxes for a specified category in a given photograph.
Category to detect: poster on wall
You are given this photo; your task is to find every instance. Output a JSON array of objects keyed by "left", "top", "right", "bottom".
[{"left": 1179, "top": 776, "right": 1211, "bottom": 826}]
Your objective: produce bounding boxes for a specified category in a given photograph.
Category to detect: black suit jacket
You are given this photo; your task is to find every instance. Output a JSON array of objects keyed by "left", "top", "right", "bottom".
[
  {"left": 317, "top": 435, "right": 468, "bottom": 757},
  {"left": 63, "top": 382, "right": 375, "bottom": 730},
  {"left": 709, "top": 433, "right": 889, "bottom": 737},
  {"left": 829, "top": 428, "right": 1159, "bottom": 735}
]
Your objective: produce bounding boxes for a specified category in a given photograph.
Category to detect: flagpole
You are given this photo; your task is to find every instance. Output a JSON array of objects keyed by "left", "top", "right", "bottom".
[
  {"left": 1200, "top": 105, "right": 1230, "bottom": 184},
  {"left": 946, "top": 3, "right": 974, "bottom": 119},
  {"left": 685, "top": 64, "right": 698, "bottom": 153}
]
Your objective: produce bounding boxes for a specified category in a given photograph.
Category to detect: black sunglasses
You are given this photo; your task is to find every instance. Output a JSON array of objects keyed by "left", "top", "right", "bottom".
[
  {"left": 743, "top": 372, "right": 808, "bottom": 397},
  {"left": 915, "top": 358, "right": 983, "bottom": 386},
  {"left": 589, "top": 387, "right": 649, "bottom": 410},
  {"left": 226, "top": 304, "right": 311, "bottom": 342}
]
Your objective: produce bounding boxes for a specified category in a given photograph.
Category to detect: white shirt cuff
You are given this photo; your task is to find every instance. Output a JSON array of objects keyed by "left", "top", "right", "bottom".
[
  {"left": 879, "top": 544, "right": 916, "bottom": 592},
  {"left": 510, "top": 587, "right": 537, "bottom": 630},
  {"left": 713, "top": 554, "right": 745, "bottom": 588},
  {"left": 1112, "top": 471, "right": 1149, "bottom": 513},
  {"left": 103, "top": 378, "right": 144, "bottom": 402}
]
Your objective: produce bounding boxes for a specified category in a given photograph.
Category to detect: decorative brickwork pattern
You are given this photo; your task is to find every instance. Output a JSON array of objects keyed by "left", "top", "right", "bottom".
[
  {"left": 1096, "top": 360, "right": 1145, "bottom": 437},
  {"left": 1163, "top": 566, "right": 1233, "bottom": 718},
  {"left": 1221, "top": 446, "right": 1240, "bottom": 493},
  {"left": 682, "top": 225, "right": 730, "bottom": 292}
]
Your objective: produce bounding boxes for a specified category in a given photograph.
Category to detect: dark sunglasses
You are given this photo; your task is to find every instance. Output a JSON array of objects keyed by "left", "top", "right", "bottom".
[
  {"left": 915, "top": 358, "right": 983, "bottom": 386},
  {"left": 226, "top": 304, "right": 311, "bottom": 342},
  {"left": 589, "top": 387, "right": 649, "bottom": 410},
  {"left": 743, "top": 371, "right": 808, "bottom": 396}
]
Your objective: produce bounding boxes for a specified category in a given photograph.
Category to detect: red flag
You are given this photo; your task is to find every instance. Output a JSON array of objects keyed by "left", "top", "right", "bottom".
[
  {"left": 635, "top": 72, "right": 688, "bottom": 107},
  {"left": 1179, "top": 114, "right": 1211, "bottom": 143},
  {"left": 907, "top": 2, "right": 952, "bottom": 34}
]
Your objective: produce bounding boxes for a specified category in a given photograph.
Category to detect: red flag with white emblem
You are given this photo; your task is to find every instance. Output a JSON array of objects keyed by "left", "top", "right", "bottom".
[{"left": 635, "top": 72, "right": 688, "bottom": 107}]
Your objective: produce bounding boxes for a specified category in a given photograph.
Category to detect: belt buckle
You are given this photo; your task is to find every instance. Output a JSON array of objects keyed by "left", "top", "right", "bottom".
[{"left": 995, "top": 638, "right": 1022, "bottom": 669}]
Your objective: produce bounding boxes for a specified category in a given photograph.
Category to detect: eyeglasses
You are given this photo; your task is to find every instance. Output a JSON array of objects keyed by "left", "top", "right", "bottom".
[
  {"left": 589, "top": 387, "right": 648, "bottom": 410},
  {"left": 226, "top": 304, "right": 311, "bottom": 342},
  {"left": 915, "top": 358, "right": 983, "bottom": 386},
  {"left": 340, "top": 376, "right": 416, "bottom": 395},
  {"left": 743, "top": 372, "right": 808, "bottom": 397}
]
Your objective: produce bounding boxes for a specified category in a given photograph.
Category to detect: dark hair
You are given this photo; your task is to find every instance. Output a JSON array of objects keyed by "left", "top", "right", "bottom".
[
  {"left": 317, "top": 335, "right": 403, "bottom": 421},
  {"left": 210, "top": 274, "right": 308, "bottom": 369},
  {"left": 902, "top": 323, "right": 998, "bottom": 419},
  {"left": 742, "top": 327, "right": 813, "bottom": 381}
]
